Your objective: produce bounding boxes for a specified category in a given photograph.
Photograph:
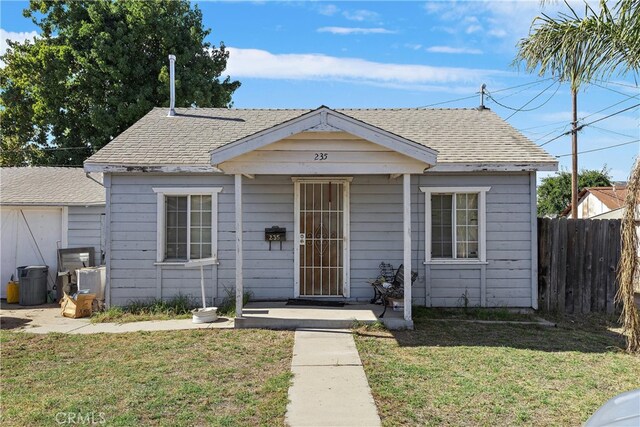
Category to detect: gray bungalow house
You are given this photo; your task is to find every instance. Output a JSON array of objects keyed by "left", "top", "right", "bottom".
[{"left": 84, "top": 105, "right": 557, "bottom": 325}]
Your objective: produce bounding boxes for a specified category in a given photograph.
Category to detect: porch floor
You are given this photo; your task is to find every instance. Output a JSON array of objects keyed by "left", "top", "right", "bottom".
[{"left": 235, "top": 301, "right": 412, "bottom": 330}]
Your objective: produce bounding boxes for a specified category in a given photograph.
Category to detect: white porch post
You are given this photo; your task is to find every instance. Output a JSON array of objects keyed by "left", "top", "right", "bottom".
[
  {"left": 235, "top": 174, "right": 243, "bottom": 317},
  {"left": 403, "top": 173, "right": 412, "bottom": 323}
]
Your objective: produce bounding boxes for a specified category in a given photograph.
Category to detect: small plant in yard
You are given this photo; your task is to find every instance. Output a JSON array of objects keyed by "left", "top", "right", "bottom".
[
  {"left": 91, "top": 294, "right": 197, "bottom": 323},
  {"left": 217, "top": 287, "right": 252, "bottom": 317}
]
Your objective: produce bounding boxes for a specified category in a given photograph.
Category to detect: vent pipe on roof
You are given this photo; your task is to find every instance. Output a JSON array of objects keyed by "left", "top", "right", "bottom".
[
  {"left": 168, "top": 54, "right": 176, "bottom": 117},
  {"left": 478, "top": 83, "right": 488, "bottom": 110}
]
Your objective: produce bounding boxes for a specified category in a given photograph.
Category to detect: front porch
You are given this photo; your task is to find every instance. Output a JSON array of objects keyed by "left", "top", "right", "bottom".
[{"left": 234, "top": 301, "right": 412, "bottom": 330}]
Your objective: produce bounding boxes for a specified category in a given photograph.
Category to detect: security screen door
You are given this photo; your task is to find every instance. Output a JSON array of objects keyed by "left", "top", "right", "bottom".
[{"left": 298, "top": 181, "right": 347, "bottom": 296}]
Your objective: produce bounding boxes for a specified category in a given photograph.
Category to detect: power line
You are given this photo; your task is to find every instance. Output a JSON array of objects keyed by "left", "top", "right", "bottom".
[
  {"left": 489, "top": 77, "right": 555, "bottom": 94},
  {"left": 590, "top": 125, "right": 639, "bottom": 140},
  {"left": 556, "top": 139, "right": 640, "bottom": 157},
  {"left": 576, "top": 103, "right": 640, "bottom": 130},
  {"left": 539, "top": 103, "right": 640, "bottom": 146},
  {"left": 484, "top": 80, "right": 558, "bottom": 116},
  {"left": 580, "top": 91, "right": 640, "bottom": 121},
  {"left": 594, "top": 79, "right": 639, "bottom": 90},
  {"left": 416, "top": 78, "right": 555, "bottom": 108},
  {"left": 488, "top": 79, "right": 550, "bottom": 101},
  {"left": 417, "top": 94, "right": 478, "bottom": 108},
  {"left": 591, "top": 80, "right": 639, "bottom": 97},
  {"left": 38, "top": 146, "right": 90, "bottom": 151},
  {"left": 505, "top": 82, "right": 560, "bottom": 120}
]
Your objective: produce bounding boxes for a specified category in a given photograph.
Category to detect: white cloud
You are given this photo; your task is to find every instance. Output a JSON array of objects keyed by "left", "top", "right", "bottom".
[
  {"left": 317, "top": 27, "right": 395, "bottom": 35},
  {"left": 426, "top": 46, "right": 483, "bottom": 55},
  {"left": 405, "top": 43, "right": 423, "bottom": 50},
  {"left": 224, "top": 47, "right": 502, "bottom": 87},
  {"left": 316, "top": 4, "right": 339, "bottom": 16},
  {"left": 342, "top": 9, "right": 380, "bottom": 22},
  {"left": 466, "top": 25, "right": 483, "bottom": 34},
  {"left": 488, "top": 28, "right": 507, "bottom": 38},
  {"left": 0, "top": 29, "right": 39, "bottom": 57}
]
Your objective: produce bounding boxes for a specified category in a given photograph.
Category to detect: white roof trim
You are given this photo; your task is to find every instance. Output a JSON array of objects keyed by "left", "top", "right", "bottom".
[
  {"left": 84, "top": 163, "right": 222, "bottom": 173},
  {"left": 210, "top": 106, "right": 438, "bottom": 166},
  {"left": 427, "top": 162, "right": 558, "bottom": 172}
]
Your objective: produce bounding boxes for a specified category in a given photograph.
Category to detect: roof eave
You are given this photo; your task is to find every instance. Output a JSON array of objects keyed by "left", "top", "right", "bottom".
[
  {"left": 427, "top": 162, "right": 559, "bottom": 173},
  {"left": 84, "top": 163, "right": 223, "bottom": 174}
]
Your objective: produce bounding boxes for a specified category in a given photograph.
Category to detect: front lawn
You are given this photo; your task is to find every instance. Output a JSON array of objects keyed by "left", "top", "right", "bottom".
[
  {"left": 355, "top": 308, "right": 640, "bottom": 426},
  {"left": 1, "top": 329, "right": 293, "bottom": 426}
]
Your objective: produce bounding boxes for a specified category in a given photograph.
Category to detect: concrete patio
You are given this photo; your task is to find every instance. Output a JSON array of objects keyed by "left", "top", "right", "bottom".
[{"left": 235, "top": 301, "right": 411, "bottom": 330}]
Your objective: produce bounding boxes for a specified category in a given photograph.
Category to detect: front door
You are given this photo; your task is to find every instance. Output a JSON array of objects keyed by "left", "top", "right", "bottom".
[{"left": 294, "top": 179, "right": 350, "bottom": 297}]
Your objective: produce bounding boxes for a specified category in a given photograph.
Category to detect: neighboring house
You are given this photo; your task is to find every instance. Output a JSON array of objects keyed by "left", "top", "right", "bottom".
[
  {"left": 562, "top": 185, "right": 628, "bottom": 219},
  {"left": 0, "top": 167, "right": 105, "bottom": 298},
  {"left": 84, "top": 105, "right": 557, "bottom": 325}
]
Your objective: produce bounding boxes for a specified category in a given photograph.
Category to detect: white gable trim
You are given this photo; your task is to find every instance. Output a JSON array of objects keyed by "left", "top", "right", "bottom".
[{"left": 210, "top": 106, "right": 438, "bottom": 166}]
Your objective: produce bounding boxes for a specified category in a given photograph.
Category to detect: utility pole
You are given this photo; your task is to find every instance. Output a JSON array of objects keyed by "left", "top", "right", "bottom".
[{"left": 571, "top": 88, "right": 578, "bottom": 219}]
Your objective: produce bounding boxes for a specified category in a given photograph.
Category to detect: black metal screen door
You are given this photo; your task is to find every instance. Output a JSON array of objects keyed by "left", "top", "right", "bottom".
[{"left": 299, "top": 182, "right": 344, "bottom": 296}]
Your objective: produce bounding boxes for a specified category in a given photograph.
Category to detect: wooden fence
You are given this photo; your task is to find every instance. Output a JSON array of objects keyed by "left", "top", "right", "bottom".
[{"left": 538, "top": 218, "right": 622, "bottom": 314}]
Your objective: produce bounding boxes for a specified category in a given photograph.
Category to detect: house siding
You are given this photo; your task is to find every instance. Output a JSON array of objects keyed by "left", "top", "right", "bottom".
[
  {"left": 106, "top": 172, "right": 533, "bottom": 308},
  {"left": 67, "top": 205, "right": 105, "bottom": 266}
]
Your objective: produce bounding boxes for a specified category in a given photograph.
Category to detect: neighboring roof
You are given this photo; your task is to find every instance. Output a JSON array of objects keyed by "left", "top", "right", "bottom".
[
  {"left": 586, "top": 186, "right": 629, "bottom": 210},
  {"left": 0, "top": 167, "right": 105, "bottom": 206},
  {"left": 85, "top": 107, "right": 558, "bottom": 171},
  {"left": 561, "top": 185, "right": 629, "bottom": 216}
]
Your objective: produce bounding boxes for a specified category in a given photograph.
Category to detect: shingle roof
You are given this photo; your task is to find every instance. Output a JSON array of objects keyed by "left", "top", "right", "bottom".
[
  {"left": 0, "top": 167, "right": 105, "bottom": 206},
  {"left": 85, "top": 107, "right": 557, "bottom": 167}
]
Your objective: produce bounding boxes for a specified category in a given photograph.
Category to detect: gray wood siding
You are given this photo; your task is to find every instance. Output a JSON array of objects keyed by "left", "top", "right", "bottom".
[
  {"left": 67, "top": 205, "right": 105, "bottom": 266},
  {"left": 419, "top": 173, "right": 533, "bottom": 307},
  {"left": 106, "top": 172, "right": 533, "bottom": 308}
]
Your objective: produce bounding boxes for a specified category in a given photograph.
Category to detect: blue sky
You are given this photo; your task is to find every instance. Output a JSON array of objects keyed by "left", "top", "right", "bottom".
[{"left": 1, "top": 0, "right": 638, "bottom": 181}]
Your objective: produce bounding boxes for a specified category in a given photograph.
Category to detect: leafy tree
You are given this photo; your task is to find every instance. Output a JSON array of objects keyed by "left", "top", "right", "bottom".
[
  {"left": 537, "top": 168, "right": 612, "bottom": 216},
  {"left": 0, "top": 0, "right": 240, "bottom": 166}
]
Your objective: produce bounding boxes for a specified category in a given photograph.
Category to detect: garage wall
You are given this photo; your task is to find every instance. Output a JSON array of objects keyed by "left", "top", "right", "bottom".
[{"left": 0, "top": 207, "right": 62, "bottom": 298}]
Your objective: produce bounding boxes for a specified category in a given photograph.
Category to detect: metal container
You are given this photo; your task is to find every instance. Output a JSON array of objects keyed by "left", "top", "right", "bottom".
[{"left": 18, "top": 266, "right": 49, "bottom": 306}]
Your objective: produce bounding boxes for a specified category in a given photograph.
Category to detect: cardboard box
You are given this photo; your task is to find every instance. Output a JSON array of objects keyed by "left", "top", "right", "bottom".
[{"left": 60, "top": 293, "right": 96, "bottom": 319}]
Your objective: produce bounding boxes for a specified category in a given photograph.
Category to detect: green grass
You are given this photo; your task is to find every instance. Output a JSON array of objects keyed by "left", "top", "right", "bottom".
[
  {"left": 1, "top": 329, "right": 294, "bottom": 426},
  {"left": 91, "top": 294, "right": 204, "bottom": 323},
  {"left": 355, "top": 307, "right": 640, "bottom": 426},
  {"left": 413, "top": 307, "right": 537, "bottom": 322}
]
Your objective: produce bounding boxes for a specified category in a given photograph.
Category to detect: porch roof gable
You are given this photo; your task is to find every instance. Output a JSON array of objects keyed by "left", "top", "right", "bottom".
[{"left": 209, "top": 106, "right": 439, "bottom": 167}]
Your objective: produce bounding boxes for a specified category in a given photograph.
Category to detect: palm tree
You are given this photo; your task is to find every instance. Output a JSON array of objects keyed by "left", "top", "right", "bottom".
[
  {"left": 516, "top": 0, "right": 640, "bottom": 353},
  {"left": 515, "top": 0, "right": 639, "bottom": 219}
]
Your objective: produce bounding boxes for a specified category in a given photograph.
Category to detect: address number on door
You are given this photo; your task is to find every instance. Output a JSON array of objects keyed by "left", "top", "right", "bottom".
[{"left": 314, "top": 153, "right": 328, "bottom": 161}]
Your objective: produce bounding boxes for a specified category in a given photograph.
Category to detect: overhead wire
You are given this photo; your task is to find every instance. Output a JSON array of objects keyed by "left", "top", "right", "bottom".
[
  {"left": 539, "top": 103, "right": 640, "bottom": 147},
  {"left": 556, "top": 139, "right": 640, "bottom": 157},
  {"left": 416, "top": 77, "right": 555, "bottom": 108},
  {"left": 484, "top": 80, "right": 560, "bottom": 120},
  {"left": 590, "top": 125, "right": 639, "bottom": 140}
]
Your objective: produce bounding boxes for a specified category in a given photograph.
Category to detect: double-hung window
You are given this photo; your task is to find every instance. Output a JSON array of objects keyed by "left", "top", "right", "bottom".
[
  {"left": 153, "top": 188, "right": 222, "bottom": 262},
  {"left": 421, "top": 187, "right": 490, "bottom": 263}
]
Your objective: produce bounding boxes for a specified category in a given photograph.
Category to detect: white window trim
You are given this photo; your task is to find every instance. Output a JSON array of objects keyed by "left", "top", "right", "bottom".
[
  {"left": 152, "top": 187, "right": 222, "bottom": 264},
  {"left": 420, "top": 186, "right": 491, "bottom": 264}
]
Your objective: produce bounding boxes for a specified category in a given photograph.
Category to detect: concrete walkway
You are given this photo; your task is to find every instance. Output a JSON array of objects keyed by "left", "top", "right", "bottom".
[
  {"left": 1, "top": 303, "right": 233, "bottom": 334},
  {"left": 286, "top": 329, "right": 381, "bottom": 427}
]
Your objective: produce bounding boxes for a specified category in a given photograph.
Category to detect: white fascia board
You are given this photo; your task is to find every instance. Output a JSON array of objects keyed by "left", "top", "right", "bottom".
[
  {"left": 210, "top": 106, "right": 438, "bottom": 166},
  {"left": 210, "top": 112, "right": 323, "bottom": 164},
  {"left": 84, "top": 163, "right": 222, "bottom": 173},
  {"left": 426, "top": 162, "right": 558, "bottom": 172},
  {"left": 325, "top": 111, "right": 438, "bottom": 165}
]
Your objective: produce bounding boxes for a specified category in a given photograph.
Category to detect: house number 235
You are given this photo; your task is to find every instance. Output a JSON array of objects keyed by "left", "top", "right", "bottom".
[{"left": 314, "top": 152, "right": 328, "bottom": 161}]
